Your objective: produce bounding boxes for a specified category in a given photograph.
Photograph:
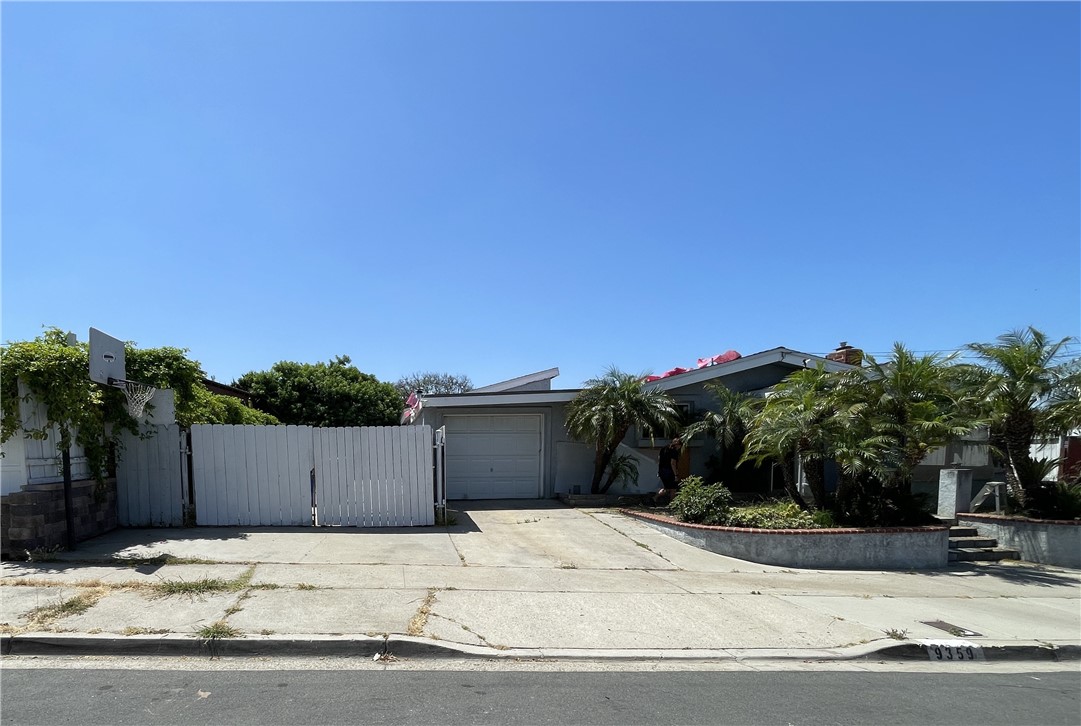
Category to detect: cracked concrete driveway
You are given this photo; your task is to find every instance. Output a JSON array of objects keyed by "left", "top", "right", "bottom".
[{"left": 5, "top": 500, "right": 1078, "bottom": 652}]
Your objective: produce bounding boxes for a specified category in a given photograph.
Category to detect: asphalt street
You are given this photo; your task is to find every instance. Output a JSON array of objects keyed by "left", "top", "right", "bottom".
[{"left": 3, "top": 665, "right": 1079, "bottom": 725}]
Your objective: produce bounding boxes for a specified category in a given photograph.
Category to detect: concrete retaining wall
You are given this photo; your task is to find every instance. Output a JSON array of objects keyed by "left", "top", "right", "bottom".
[
  {"left": 957, "top": 513, "right": 1081, "bottom": 568},
  {"left": 0, "top": 479, "right": 117, "bottom": 559},
  {"left": 624, "top": 510, "right": 949, "bottom": 569}
]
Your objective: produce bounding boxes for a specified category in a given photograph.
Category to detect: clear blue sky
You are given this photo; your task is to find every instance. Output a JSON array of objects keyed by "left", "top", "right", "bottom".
[{"left": 3, "top": 2, "right": 1079, "bottom": 389}]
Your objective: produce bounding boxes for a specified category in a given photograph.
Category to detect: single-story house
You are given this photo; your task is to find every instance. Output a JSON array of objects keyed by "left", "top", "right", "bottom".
[{"left": 412, "top": 346, "right": 854, "bottom": 500}]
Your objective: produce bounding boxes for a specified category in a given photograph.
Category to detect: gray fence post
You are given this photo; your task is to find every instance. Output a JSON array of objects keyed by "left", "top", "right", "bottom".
[{"left": 937, "top": 468, "right": 973, "bottom": 519}]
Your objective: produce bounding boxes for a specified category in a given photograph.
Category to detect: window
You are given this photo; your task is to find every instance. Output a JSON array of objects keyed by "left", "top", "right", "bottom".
[{"left": 637, "top": 401, "right": 695, "bottom": 447}]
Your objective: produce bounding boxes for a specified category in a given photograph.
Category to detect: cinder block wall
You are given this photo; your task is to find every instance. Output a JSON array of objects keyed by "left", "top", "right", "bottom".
[{"left": 1, "top": 479, "right": 117, "bottom": 559}]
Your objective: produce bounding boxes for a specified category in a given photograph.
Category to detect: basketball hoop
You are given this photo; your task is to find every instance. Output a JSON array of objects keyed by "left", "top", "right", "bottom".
[{"left": 116, "top": 379, "right": 156, "bottom": 419}]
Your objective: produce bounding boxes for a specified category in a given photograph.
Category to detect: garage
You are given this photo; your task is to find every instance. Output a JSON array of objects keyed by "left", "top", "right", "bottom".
[{"left": 444, "top": 414, "right": 543, "bottom": 499}]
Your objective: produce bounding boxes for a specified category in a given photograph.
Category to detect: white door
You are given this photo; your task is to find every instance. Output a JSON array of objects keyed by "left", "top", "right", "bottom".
[{"left": 444, "top": 415, "right": 543, "bottom": 499}]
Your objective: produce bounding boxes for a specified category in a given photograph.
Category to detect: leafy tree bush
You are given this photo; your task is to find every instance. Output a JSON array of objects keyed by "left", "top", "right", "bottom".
[
  {"left": 191, "top": 387, "right": 278, "bottom": 425},
  {"left": 234, "top": 355, "right": 401, "bottom": 427},
  {"left": 1, "top": 329, "right": 126, "bottom": 486},
  {"left": 0, "top": 329, "right": 275, "bottom": 488},
  {"left": 722, "top": 500, "right": 821, "bottom": 529},
  {"left": 668, "top": 476, "right": 733, "bottom": 525},
  {"left": 394, "top": 372, "right": 473, "bottom": 401}
]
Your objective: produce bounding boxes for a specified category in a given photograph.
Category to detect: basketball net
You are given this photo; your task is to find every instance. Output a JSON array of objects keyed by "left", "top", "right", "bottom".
[{"left": 123, "top": 381, "right": 156, "bottom": 419}]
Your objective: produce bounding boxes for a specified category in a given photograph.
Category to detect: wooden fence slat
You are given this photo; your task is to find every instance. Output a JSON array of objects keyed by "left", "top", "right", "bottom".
[{"left": 165, "top": 423, "right": 433, "bottom": 529}]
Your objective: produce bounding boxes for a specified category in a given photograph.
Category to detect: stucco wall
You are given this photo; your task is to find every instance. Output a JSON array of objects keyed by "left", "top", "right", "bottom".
[
  {"left": 957, "top": 513, "right": 1081, "bottom": 568},
  {"left": 626, "top": 511, "right": 949, "bottom": 569}
]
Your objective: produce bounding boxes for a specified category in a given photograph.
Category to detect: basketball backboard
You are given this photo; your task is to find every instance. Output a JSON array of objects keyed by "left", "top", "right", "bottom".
[{"left": 88, "top": 327, "right": 126, "bottom": 385}]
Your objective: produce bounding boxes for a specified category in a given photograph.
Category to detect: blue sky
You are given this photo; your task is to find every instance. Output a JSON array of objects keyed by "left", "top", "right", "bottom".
[{"left": 3, "top": 2, "right": 1078, "bottom": 390}]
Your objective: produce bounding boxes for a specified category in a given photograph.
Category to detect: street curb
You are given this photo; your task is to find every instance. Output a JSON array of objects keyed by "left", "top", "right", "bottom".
[{"left": 3, "top": 633, "right": 1079, "bottom": 662}]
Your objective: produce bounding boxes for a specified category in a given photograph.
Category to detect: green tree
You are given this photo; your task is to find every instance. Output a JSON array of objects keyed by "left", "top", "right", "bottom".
[
  {"left": 394, "top": 371, "right": 473, "bottom": 401},
  {"left": 742, "top": 366, "right": 838, "bottom": 511},
  {"left": 234, "top": 355, "right": 401, "bottom": 427},
  {"left": 834, "top": 344, "right": 978, "bottom": 495},
  {"left": 682, "top": 383, "right": 760, "bottom": 485},
  {"left": 565, "top": 368, "right": 680, "bottom": 494},
  {"left": 965, "top": 327, "right": 1081, "bottom": 505}
]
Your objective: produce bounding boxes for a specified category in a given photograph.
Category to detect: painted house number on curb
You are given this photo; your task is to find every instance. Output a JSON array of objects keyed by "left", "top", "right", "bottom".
[{"left": 921, "top": 639, "right": 984, "bottom": 662}]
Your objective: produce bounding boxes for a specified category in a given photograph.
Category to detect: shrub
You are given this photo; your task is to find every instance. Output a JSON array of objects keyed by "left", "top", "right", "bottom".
[
  {"left": 668, "top": 476, "right": 733, "bottom": 525},
  {"left": 1021, "top": 481, "right": 1081, "bottom": 520},
  {"left": 723, "top": 500, "right": 822, "bottom": 529}
]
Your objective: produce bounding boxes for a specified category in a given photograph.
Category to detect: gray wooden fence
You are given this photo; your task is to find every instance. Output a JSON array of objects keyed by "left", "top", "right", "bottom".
[
  {"left": 116, "top": 424, "right": 187, "bottom": 527},
  {"left": 188, "top": 424, "right": 435, "bottom": 527}
]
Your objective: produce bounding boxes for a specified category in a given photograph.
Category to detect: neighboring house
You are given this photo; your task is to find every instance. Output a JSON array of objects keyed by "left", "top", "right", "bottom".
[
  {"left": 413, "top": 347, "right": 852, "bottom": 500},
  {"left": 202, "top": 378, "right": 253, "bottom": 405}
]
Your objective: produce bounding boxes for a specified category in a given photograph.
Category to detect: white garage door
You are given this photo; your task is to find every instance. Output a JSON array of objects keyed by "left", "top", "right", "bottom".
[{"left": 444, "top": 414, "right": 543, "bottom": 499}]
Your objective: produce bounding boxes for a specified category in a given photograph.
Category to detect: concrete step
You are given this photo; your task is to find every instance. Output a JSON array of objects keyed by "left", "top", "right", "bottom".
[
  {"left": 949, "top": 547, "right": 1021, "bottom": 563},
  {"left": 949, "top": 536, "right": 998, "bottom": 549},
  {"left": 949, "top": 526, "right": 979, "bottom": 538}
]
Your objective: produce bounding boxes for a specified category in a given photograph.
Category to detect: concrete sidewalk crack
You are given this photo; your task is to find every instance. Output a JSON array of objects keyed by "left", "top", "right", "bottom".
[
  {"left": 586, "top": 511, "right": 679, "bottom": 569},
  {"left": 408, "top": 588, "right": 439, "bottom": 636},
  {"left": 427, "top": 612, "right": 506, "bottom": 650}
]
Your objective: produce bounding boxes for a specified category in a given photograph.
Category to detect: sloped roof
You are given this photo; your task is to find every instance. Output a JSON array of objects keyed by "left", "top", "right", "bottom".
[
  {"left": 420, "top": 348, "right": 851, "bottom": 409},
  {"left": 471, "top": 367, "right": 560, "bottom": 393}
]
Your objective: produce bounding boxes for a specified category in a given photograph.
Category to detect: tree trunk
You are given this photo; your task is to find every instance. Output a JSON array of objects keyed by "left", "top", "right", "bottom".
[
  {"left": 779, "top": 451, "right": 810, "bottom": 511},
  {"left": 590, "top": 446, "right": 607, "bottom": 494},
  {"left": 1002, "top": 412, "right": 1037, "bottom": 507},
  {"left": 61, "top": 431, "right": 76, "bottom": 551},
  {"left": 803, "top": 457, "right": 828, "bottom": 511}
]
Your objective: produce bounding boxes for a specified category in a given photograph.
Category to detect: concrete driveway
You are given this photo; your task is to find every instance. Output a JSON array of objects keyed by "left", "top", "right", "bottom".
[{"left": 4, "top": 500, "right": 1079, "bottom": 653}]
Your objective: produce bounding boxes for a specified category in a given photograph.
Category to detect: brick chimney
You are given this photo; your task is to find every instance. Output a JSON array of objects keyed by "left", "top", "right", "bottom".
[{"left": 826, "top": 341, "right": 864, "bottom": 366}]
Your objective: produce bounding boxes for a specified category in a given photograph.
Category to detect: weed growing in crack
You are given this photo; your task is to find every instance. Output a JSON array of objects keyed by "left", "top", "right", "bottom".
[
  {"left": 408, "top": 588, "right": 438, "bottom": 636},
  {"left": 198, "top": 620, "right": 241, "bottom": 639}
]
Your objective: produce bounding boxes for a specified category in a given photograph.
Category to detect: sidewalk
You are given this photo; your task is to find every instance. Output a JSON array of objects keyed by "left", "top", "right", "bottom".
[{"left": 2, "top": 504, "right": 1079, "bottom": 661}]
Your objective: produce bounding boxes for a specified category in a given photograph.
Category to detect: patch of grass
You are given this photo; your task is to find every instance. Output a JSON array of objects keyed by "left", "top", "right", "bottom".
[
  {"left": 27, "top": 591, "right": 104, "bottom": 625},
  {"left": 122, "top": 626, "right": 169, "bottom": 636},
  {"left": 151, "top": 566, "right": 255, "bottom": 597},
  {"left": 558, "top": 563, "right": 577, "bottom": 569},
  {"left": 515, "top": 518, "right": 541, "bottom": 524},
  {"left": 250, "top": 583, "right": 281, "bottom": 590},
  {"left": 296, "top": 583, "right": 318, "bottom": 591},
  {"left": 435, "top": 509, "right": 458, "bottom": 526},
  {"left": 259, "top": 629, "right": 275, "bottom": 636},
  {"left": 197, "top": 620, "right": 241, "bottom": 639},
  {"left": 23, "top": 546, "right": 63, "bottom": 562},
  {"left": 408, "top": 588, "right": 438, "bottom": 636},
  {"left": 884, "top": 628, "right": 909, "bottom": 640}
]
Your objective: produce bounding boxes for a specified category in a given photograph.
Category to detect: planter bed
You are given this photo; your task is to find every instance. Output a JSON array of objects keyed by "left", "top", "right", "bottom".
[
  {"left": 956, "top": 513, "right": 1081, "bottom": 569},
  {"left": 622, "top": 509, "right": 949, "bottom": 570}
]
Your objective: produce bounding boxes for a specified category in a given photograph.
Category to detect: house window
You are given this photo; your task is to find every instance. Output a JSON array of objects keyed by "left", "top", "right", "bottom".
[{"left": 637, "top": 401, "right": 695, "bottom": 447}]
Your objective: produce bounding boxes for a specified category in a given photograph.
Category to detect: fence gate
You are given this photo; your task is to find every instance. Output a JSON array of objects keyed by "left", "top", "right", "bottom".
[
  {"left": 189, "top": 424, "right": 435, "bottom": 527},
  {"left": 116, "top": 424, "right": 187, "bottom": 527}
]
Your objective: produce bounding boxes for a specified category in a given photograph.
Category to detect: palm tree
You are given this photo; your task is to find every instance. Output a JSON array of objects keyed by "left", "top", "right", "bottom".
[
  {"left": 742, "top": 366, "right": 840, "bottom": 511},
  {"left": 966, "top": 327, "right": 1081, "bottom": 505},
  {"left": 835, "top": 344, "right": 979, "bottom": 495},
  {"left": 565, "top": 368, "right": 681, "bottom": 494},
  {"left": 682, "top": 382, "right": 760, "bottom": 484}
]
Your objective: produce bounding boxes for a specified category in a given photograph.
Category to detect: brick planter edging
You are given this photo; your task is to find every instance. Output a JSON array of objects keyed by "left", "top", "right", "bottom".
[
  {"left": 621, "top": 509, "right": 950, "bottom": 570},
  {"left": 620, "top": 509, "right": 947, "bottom": 535},
  {"left": 957, "top": 512, "right": 1081, "bottom": 526}
]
